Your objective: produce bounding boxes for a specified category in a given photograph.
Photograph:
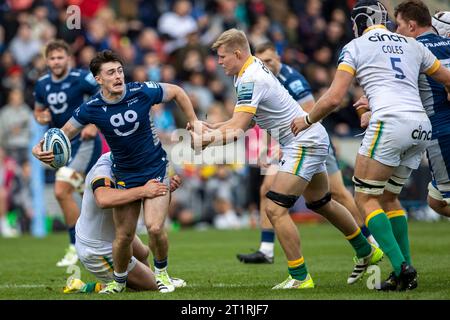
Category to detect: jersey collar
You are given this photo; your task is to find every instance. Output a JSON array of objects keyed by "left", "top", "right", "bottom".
[
  {"left": 363, "top": 24, "right": 387, "bottom": 35},
  {"left": 417, "top": 30, "right": 438, "bottom": 39},
  {"left": 51, "top": 67, "right": 71, "bottom": 83},
  {"left": 238, "top": 55, "right": 255, "bottom": 78},
  {"left": 100, "top": 84, "right": 127, "bottom": 104}
]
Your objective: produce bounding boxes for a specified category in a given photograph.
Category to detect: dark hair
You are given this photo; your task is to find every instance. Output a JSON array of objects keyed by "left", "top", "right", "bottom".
[
  {"left": 394, "top": 0, "right": 431, "bottom": 27},
  {"left": 89, "top": 50, "right": 124, "bottom": 76},
  {"left": 255, "top": 42, "right": 276, "bottom": 54},
  {"left": 45, "top": 39, "right": 71, "bottom": 58}
]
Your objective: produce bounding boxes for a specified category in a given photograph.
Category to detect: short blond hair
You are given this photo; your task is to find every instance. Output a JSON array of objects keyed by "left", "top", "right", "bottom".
[{"left": 211, "top": 28, "right": 250, "bottom": 53}]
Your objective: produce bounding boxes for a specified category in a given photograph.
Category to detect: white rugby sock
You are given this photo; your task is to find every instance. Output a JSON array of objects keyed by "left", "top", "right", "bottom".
[{"left": 259, "top": 242, "right": 274, "bottom": 258}]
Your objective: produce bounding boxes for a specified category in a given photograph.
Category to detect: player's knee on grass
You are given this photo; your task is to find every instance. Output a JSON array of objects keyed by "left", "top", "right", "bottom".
[{"left": 427, "top": 194, "right": 450, "bottom": 217}]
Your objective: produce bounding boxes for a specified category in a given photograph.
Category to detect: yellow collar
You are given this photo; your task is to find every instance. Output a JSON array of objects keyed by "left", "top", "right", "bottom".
[
  {"left": 238, "top": 56, "right": 254, "bottom": 77},
  {"left": 363, "top": 24, "right": 387, "bottom": 34}
]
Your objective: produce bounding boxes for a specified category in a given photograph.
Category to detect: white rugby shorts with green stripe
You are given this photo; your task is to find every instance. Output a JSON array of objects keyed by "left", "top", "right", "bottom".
[
  {"left": 278, "top": 142, "right": 329, "bottom": 182},
  {"left": 359, "top": 116, "right": 432, "bottom": 169},
  {"left": 75, "top": 238, "right": 137, "bottom": 283}
]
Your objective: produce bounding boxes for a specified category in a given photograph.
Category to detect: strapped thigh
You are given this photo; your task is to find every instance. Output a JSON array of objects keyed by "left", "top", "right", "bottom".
[
  {"left": 352, "top": 176, "right": 387, "bottom": 195},
  {"left": 384, "top": 165, "right": 412, "bottom": 195}
]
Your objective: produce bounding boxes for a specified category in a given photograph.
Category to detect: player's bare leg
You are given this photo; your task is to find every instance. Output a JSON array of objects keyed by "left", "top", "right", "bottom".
[
  {"left": 126, "top": 236, "right": 158, "bottom": 291},
  {"left": 304, "top": 172, "right": 359, "bottom": 235},
  {"left": 265, "top": 171, "right": 315, "bottom": 289},
  {"left": 303, "top": 171, "right": 381, "bottom": 284},
  {"left": 328, "top": 170, "right": 364, "bottom": 226},
  {"left": 328, "top": 170, "right": 378, "bottom": 246},
  {"left": 144, "top": 193, "right": 170, "bottom": 264},
  {"left": 144, "top": 192, "right": 186, "bottom": 292},
  {"left": 354, "top": 154, "right": 416, "bottom": 290},
  {"left": 131, "top": 235, "right": 150, "bottom": 267},
  {"left": 100, "top": 201, "right": 141, "bottom": 293}
]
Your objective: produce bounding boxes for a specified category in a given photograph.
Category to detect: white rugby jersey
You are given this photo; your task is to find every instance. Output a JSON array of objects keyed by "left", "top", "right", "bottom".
[
  {"left": 338, "top": 25, "right": 440, "bottom": 120},
  {"left": 234, "top": 56, "right": 328, "bottom": 147},
  {"left": 75, "top": 153, "right": 116, "bottom": 247}
]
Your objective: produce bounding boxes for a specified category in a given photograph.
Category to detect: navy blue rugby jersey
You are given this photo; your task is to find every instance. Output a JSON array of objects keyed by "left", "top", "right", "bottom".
[{"left": 70, "top": 81, "right": 167, "bottom": 174}]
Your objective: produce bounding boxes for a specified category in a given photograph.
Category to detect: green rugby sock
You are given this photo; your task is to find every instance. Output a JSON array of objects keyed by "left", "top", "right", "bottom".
[
  {"left": 366, "top": 209, "right": 405, "bottom": 276},
  {"left": 387, "top": 210, "right": 411, "bottom": 265},
  {"left": 346, "top": 229, "right": 372, "bottom": 258},
  {"left": 288, "top": 257, "right": 308, "bottom": 281}
]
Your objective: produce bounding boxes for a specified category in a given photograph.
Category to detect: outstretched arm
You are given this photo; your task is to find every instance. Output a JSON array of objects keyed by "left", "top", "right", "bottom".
[
  {"left": 192, "top": 111, "right": 254, "bottom": 149},
  {"left": 291, "top": 70, "right": 354, "bottom": 135},
  {"left": 94, "top": 178, "right": 169, "bottom": 209}
]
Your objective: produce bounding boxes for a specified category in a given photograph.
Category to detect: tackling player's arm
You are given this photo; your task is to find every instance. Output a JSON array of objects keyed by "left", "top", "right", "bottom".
[
  {"left": 291, "top": 70, "right": 354, "bottom": 135},
  {"left": 193, "top": 111, "right": 254, "bottom": 149},
  {"left": 93, "top": 177, "right": 169, "bottom": 209}
]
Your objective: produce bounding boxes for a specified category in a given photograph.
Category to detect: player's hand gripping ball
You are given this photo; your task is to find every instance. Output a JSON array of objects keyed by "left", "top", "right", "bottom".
[{"left": 43, "top": 128, "right": 71, "bottom": 169}]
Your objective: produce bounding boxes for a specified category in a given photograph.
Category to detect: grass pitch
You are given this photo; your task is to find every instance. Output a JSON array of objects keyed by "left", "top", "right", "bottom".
[{"left": 1, "top": 221, "right": 450, "bottom": 300}]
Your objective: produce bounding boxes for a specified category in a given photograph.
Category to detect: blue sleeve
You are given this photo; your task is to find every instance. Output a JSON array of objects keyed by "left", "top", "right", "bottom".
[
  {"left": 80, "top": 71, "right": 99, "bottom": 96},
  {"left": 142, "top": 81, "right": 164, "bottom": 105},
  {"left": 70, "top": 104, "right": 89, "bottom": 128},
  {"left": 286, "top": 73, "right": 312, "bottom": 101},
  {"left": 33, "top": 82, "right": 46, "bottom": 107}
]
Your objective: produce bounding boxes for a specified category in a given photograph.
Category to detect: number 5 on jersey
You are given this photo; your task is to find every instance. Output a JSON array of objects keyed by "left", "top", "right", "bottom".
[{"left": 390, "top": 57, "right": 406, "bottom": 80}]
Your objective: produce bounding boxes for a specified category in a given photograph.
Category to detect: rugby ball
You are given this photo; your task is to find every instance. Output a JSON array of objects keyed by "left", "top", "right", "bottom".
[
  {"left": 43, "top": 128, "right": 71, "bottom": 169},
  {"left": 432, "top": 11, "right": 450, "bottom": 38}
]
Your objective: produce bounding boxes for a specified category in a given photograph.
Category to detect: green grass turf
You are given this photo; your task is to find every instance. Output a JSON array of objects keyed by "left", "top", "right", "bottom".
[{"left": 1, "top": 220, "right": 450, "bottom": 300}]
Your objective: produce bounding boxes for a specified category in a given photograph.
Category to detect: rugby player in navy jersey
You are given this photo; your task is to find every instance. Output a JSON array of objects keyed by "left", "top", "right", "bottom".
[
  {"left": 33, "top": 50, "right": 203, "bottom": 293},
  {"left": 34, "top": 40, "right": 102, "bottom": 267}
]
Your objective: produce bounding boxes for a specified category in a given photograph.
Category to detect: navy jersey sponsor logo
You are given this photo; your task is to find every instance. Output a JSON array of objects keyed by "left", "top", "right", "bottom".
[{"left": 109, "top": 110, "right": 140, "bottom": 136}]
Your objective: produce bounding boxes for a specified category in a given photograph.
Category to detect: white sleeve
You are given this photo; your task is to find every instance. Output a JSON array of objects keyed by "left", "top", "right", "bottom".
[{"left": 337, "top": 41, "right": 357, "bottom": 75}]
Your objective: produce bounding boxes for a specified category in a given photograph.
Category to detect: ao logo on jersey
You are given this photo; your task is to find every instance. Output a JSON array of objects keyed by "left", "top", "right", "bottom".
[
  {"left": 47, "top": 92, "right": 68, "bottom": 114},
  {"left": 110, "top": 110, "right": 140, "bottom": 136}
]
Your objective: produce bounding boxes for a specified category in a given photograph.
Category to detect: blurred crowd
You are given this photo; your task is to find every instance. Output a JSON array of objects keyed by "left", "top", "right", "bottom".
[{"left": 0, "top": 0, "right": 374, "bottom": 235}]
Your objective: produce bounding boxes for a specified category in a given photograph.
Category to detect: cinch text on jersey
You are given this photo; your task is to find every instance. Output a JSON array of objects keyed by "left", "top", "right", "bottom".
[{"left": 369, "top": 33, "right": 408, "bottom": 43}]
